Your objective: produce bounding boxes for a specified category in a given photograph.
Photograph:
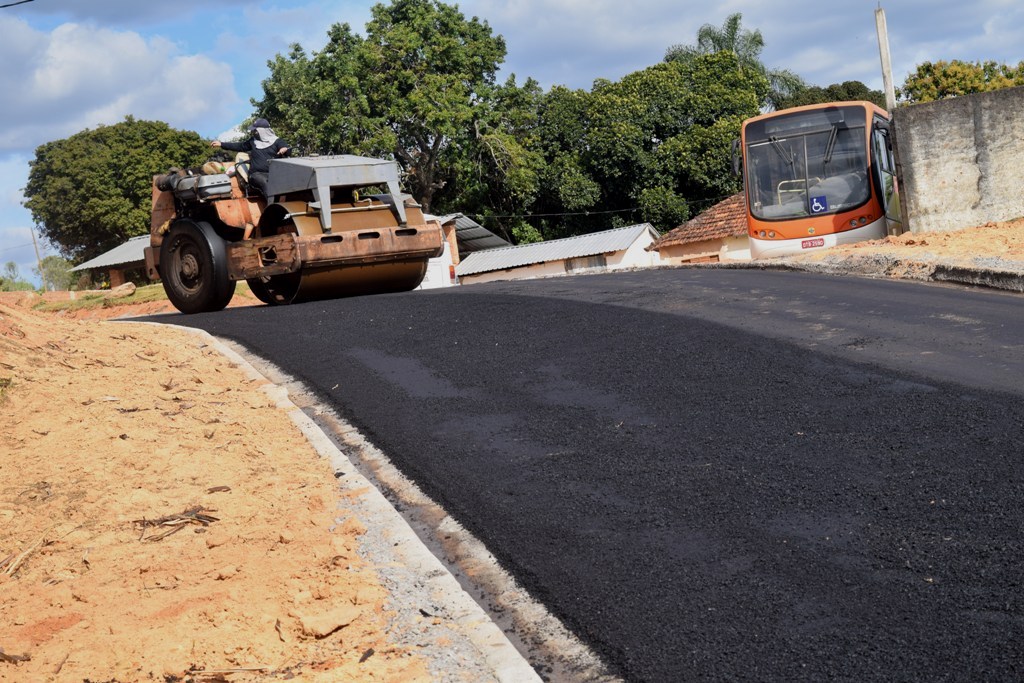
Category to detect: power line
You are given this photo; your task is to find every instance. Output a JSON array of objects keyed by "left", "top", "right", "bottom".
[
  {"left": 0, "top": 0, "right": 35, "bottom": 8},
  {"left": 0, "top": 241, "right": 35, "bottom": 254}
]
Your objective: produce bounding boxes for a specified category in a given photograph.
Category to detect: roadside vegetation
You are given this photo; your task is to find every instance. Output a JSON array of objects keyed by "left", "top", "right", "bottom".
[
  {"left": 26, "top": 282, "right": 255, "bottom": 315},
  {"left": 29, "top": 283, "right": 172, "bottom": 313}
]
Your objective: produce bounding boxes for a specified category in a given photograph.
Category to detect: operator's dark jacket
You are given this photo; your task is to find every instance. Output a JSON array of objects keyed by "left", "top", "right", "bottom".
[{"left": 218, "top": 136, "right": 289, "bottom": 175}]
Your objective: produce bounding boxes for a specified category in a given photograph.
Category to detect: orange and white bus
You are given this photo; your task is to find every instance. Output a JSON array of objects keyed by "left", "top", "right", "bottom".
[{"left": 739, "top": 101, "right": 902, "bottom": 259}]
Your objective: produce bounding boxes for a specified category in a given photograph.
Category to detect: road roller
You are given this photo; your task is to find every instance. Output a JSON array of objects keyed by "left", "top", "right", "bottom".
[{"left": 144, "top": 155, "right": 444, "bottom": 314}]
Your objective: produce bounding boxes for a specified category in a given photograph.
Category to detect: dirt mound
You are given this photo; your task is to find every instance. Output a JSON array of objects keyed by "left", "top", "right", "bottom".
[{"left": 797, "top": 217, "right": 1024, "bottom": 264}]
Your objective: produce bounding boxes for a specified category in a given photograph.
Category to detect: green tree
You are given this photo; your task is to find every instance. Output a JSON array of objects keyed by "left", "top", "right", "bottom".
[
  {"left": 452, "top": 75, "right": 546, "bottom": 242},
  {"left": 24, "top": 117, "right": 209, "bottom": 261},
  {"left": 360, "top": 0, "right": 506, "bottom": 212},
  {"left": 899, "top": 60, "right": 1024, "bottom": 103},
  {"left": 664, "top": 12, "right": 800, "bottom": 110},
  {"left": 774, "top": 80, "right": 886, "bottom": 111},
  {"left": 256, "top": 25, "right": 373, "bottom": 156},
  {"left": 35, "top": 254, "right": 76, "bottom": 292},
  {"left": 530, "top": 53, "right": 763, "bottom": 236},
  {"left": 255, "top": 0, "right": 508, "bottom": 213},
  {"left": 0, "top": 262, "right": 34, "bottom": 292},
  {"left": 530, "top": 86, "right": 602, "bottom": 238}
]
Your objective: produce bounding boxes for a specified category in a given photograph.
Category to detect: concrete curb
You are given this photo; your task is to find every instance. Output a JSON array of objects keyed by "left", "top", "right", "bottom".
[
  {"left": 699, "top": 256, "right": 1024, "bottom": 293},
  {"left": 138, "top": 322, "right": 544, "bottom": 683}
]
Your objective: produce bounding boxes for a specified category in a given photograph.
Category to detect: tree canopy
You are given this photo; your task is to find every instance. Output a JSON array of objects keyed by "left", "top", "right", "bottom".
[
  {"left": 24, "top": 117, "right": 209, "bottom": 262},
  {"left": 899, "top": 60, "right": 1024, "bottom": 103},
  {"left": 664, "top": 13, "right": 802, "bottom": 111},
  {"left": 773, "top": 80, "right": 886, "bottom": 111},
  {"left": 0, "top": 261, "right": 35, "bottom": 292},
  {"left": 520, "top": 52, "right": 765, "bottom": 238},
  {"left": 254, "top": 5, "right": 766, "bottom": 239},
  {"left": 253, "top": 0, "right": 507, "bottom": 213},
  {"left": 36, "top": 254, "right": 76, "bottom": 292}
]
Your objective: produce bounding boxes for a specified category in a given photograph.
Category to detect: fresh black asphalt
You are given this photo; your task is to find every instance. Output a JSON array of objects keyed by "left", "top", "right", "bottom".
[{"left": 152, "top": 269, "right": 1024, "bottom": 682}]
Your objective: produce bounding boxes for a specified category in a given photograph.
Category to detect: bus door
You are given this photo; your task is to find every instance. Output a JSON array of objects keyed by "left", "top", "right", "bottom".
[{"left": 872, "top": 118, "right": 903, "bottom": 234}]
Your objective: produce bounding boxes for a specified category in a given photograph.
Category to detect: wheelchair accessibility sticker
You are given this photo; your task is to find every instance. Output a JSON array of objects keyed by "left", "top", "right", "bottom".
[{"left": 810, "top": 196, "right": 829, "bottom": 214}]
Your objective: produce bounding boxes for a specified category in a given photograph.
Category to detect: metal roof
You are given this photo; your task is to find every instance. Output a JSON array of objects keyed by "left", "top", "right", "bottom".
[
  {"left": 456, "top": 223, "right": 659, "bottom": 277},
  {"left": 427, "top": 213, "right": 512, "bottom": 254},
  {"left": 71, "top": 235, "right": 150, "bottom": 271}
]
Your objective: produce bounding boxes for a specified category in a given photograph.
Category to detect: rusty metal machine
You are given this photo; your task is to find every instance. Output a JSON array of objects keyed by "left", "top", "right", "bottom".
[{"left": 144, "top": 155, "right": 444, "bottom": 314}]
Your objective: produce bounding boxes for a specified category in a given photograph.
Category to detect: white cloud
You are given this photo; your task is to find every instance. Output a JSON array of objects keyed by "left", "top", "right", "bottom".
[{"left": 0, "top": 16, "right": 239, "bottom": 154}]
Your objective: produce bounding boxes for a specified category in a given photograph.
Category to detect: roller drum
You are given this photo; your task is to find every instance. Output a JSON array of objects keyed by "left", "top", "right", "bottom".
[{"left": 247, "top": 259, "right": 427, "bottom": 305}]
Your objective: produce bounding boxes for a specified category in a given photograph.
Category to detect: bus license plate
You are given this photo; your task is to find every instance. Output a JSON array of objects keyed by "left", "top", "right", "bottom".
[{"left": 801, "top": 238, "right": 825, "bottom": 249}]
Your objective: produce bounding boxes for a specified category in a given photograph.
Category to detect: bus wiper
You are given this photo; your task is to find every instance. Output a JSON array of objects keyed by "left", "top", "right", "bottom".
[
  {"left": 768, "top": 136, "right": 794, "bottom": 165},
  {"left": 823, "top": 125, "right": 838, "bottom": 164}
]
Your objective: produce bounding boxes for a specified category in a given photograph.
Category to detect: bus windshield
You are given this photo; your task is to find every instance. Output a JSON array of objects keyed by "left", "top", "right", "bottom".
[{"left": 745, "top": 106, "right": 870, "bottom": 221}]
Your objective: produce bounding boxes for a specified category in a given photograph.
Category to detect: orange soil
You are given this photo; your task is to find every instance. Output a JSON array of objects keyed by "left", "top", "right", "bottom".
[{"left": 0, "top": 301, "right": 432, "bottom": 682}]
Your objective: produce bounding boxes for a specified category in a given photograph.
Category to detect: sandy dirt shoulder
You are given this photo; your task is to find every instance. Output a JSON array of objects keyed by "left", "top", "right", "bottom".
[
  {"left": 0, "top": 305, "right": 438, "bottom": 682},
  {"left": 784, "top": 216, "right": 1024, "bottom": 273}
]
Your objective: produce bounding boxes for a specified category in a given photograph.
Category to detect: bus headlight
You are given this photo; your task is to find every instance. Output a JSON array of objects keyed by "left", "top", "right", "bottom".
[
  {"left": 850, "top": 220, "right": 858, "bottom": 228},
  {"left": 768, "top": 231, "right": 776, "bottom": 238},
  {"left": 759, "top": 230, "right": 766, "bottom": 238}
]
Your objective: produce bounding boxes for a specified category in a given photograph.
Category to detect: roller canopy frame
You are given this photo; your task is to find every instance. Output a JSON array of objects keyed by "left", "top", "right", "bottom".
[{"left": 266, "top": 155, "right": 408, "bottom": 232}]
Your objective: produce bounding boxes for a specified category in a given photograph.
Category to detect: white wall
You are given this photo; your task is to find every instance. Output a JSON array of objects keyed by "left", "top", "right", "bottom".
[
  {"left": 607, "top": 232, "right": 663, "bottom": 269},
  {"left": 417, "top": 240, "right": 456, "bottom": 289}
]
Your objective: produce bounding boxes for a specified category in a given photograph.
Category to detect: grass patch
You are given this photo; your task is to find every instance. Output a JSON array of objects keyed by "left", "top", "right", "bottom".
[
  {"left": 31, "top": 282, "right": 256, "bottom": 314},
  {"left": 31, "top": 284, "right": 172, "bottom": 313}
]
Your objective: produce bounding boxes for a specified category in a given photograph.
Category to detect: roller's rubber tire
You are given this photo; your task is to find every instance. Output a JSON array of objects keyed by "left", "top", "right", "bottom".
[{"left": 159, "top": 220, "right": 236, "bottom": 314}]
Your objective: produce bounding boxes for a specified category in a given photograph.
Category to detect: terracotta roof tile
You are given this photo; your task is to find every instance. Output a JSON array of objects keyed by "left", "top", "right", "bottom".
[{"left": 651, "top": 193, "right": 748, "bottom": 250}]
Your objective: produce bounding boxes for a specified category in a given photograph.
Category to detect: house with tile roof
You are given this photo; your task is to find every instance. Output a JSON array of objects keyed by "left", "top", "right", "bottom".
[{"left": 648, "top": 193, "right": 751, "bottom": 263}]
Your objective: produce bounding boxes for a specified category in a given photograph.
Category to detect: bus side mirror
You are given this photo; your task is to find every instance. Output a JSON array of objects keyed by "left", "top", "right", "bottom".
[{"left": 731, "top": 138, "right": 741, "bottom": 176}]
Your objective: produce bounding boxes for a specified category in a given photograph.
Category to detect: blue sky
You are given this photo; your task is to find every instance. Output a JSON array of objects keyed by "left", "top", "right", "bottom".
[{"left": 2, "top": 0, "right": 1022, "bottom": 286}]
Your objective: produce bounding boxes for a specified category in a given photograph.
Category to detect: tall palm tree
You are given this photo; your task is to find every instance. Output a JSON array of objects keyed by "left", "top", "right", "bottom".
[{"left": 665, "top": 13, "right": 804, "bottom": 111}]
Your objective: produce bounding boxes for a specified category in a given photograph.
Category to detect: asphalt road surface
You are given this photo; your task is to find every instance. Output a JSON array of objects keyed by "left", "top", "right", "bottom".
[{"left": 157, "top": 269, "right": 1024, "bottom": 682}]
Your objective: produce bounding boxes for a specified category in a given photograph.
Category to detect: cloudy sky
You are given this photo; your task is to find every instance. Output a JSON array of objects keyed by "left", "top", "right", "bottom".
[{"left": 2, "top": 0, "right": 1022, "bottom": 285}]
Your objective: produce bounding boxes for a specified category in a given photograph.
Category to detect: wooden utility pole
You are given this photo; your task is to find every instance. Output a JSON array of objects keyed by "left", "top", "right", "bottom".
[
  {"left": 875, "top": 6, "right": 897, "bottom": 111},
  {"left": 30, "top": 225, "right": 46, "bottom": 291}
]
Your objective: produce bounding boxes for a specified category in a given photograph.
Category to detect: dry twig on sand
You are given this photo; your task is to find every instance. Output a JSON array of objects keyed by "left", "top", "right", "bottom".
[
  {"left": 3, "top": 534, "right": 53, "bottom": 577},
  {"left": 133, "top": 506, "right": 219, "bottom": 542},
  {"left": 0, "top": 646, "right": 31, "bottom": 664}
]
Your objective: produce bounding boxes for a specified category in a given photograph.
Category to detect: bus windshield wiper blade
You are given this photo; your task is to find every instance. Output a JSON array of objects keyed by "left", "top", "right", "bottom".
[
  {"left": 769, "top": 136, "right": 794, "bottom": 165},
  {"left": 823, "top": 125, "right": 838, "bottom": 164}
]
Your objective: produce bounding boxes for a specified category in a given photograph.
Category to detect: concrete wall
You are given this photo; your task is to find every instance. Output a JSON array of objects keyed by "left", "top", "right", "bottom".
[{"left": 894, "top": 86, "right": 1024, "bottom": 233}]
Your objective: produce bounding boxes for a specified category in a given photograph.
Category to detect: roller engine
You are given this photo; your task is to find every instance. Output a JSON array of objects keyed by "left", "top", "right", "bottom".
[{"left": 145, "top": 155, "right": 444, "bottom": 314}]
